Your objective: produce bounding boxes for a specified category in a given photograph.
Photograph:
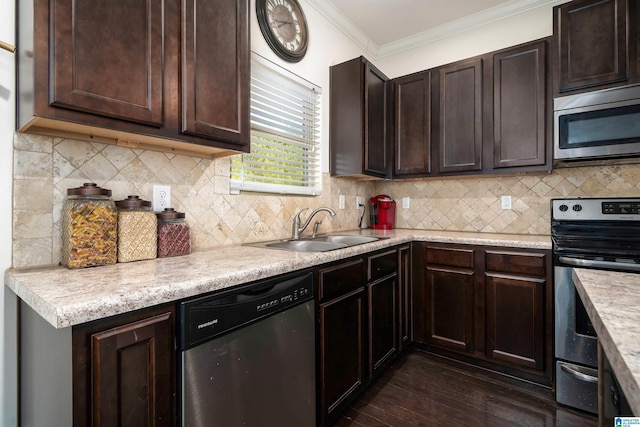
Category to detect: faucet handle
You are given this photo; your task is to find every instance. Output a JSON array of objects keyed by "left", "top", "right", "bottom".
[{"left": 295, "top": 208, "right": 309, "bottom": 221}]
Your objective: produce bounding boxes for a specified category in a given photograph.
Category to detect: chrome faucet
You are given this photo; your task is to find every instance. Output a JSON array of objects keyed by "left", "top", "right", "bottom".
[{"left": 292, "top": 207, "right": 336, "bottom": 240}]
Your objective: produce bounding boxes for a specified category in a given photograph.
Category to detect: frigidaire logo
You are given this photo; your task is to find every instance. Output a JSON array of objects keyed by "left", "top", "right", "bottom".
[{"left": 197, "top": 319, "right": 218, "bottom": 329}]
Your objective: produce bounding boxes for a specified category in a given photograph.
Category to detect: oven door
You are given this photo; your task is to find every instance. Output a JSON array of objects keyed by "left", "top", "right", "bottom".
[
  {"left": 554, "top": 265, "right": 599, "bottom": 414},
  {"left": 554, "top": 266, "right": 598, "bottom": 367}
]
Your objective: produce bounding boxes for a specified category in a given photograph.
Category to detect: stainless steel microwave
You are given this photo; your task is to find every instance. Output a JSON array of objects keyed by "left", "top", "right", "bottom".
[{"left": 554, "top": 84, "right": 640, "bottom": 161}]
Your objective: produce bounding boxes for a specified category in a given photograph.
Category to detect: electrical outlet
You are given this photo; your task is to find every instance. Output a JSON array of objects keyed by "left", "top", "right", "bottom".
[
  {"left": 356, "top": 196, "right": 362, "bottom": 209},
  {"left": 501, "top": 195, "right": 512, "bottom": 210},
  {"left": 338, "top": 195, "right": 345, "bottom": 210},
  {"left": 402, "top": 196, "right": 410, "bottom": 209},
  {"left": 153, "top": 185, "right": 171, "bottom": 212}
]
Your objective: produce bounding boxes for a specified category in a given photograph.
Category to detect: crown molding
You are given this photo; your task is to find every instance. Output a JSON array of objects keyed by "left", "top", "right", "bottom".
[
  {"left": 306, "top": 0, "right": 571, "bottom": 61},
  {"left": 377, "top": 0, "right": 570, "bottom": 58},
  {"left": 304, "top": 0, "right": 379, "bottom": 57}
]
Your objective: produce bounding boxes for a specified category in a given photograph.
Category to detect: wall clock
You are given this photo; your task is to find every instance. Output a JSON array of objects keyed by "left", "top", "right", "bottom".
[{"left": 256, "top": 0, "right": 309, "bottom": 62}]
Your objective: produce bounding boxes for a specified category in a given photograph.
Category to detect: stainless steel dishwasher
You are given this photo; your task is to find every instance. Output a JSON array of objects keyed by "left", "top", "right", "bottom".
[{"left": 178, "top": 269, "right": 316, "bottom": 427}]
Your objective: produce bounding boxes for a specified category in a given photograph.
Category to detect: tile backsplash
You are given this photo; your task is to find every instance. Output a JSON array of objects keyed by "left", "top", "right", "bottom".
[{"left": 12, "top": 132, "right": 640, "bottom": 268}]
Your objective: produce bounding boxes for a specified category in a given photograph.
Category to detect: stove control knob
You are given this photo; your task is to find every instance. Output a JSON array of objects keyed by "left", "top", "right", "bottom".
[
  {"left": 559, "top": 204, "right": 569, "bottom": 212},
  {"left": 572, "top": 204, "right": 583, "bottom": 212}
]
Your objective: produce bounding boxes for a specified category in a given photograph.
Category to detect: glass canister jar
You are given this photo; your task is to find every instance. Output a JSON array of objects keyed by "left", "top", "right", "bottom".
[
  {"left": 61, "top": 183, "right": 118, "bottom": 268},
  {"left": 115, "top": 195, "right": 157, "bottom": 263},
  {"left": 156, "top": 208, "right": 191, "bottom": 258}
]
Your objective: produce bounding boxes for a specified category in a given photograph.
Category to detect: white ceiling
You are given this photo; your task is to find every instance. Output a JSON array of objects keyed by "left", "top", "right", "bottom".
[
  {"left": 326, "top": 0, "right": 512, "bottom": 46},
  {"left": 307, "top": 0, "right": 566, "bottom": 57}
]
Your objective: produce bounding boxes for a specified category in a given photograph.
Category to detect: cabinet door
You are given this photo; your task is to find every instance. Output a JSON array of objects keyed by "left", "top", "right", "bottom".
[
  {"left": 436, "top": 59, "right": 483, "bottom": 173},
  {"left": 485, "top": 274, "right": 545, "bottom": 371},
  {"left": 330, "top": 57, "right": 389, "bottom": 178},
  {"left": 182, "top": 0, "right": 249, "bottom": 144},
  {"left": 319, "top": 287, "right": 367, "bottom": 422},
  {"left": 51, "top": 0, "right": 163, "bottom": 126},
  {"left": 491, "top": 41, "right": 548, "bottom": 169},
  {"left": 555, "top": 0, "right": 628, "bottom": 93},
  {"left": 425, "top": 266, "right": 474, "bottom": 353},
  {"left": 368, "top": 274, "right": 398, "bottom": 377},
  {"left": 399, "top": 246, "right": 411, "bottom": 349},
  {"left": 631, "top": 0, "right": 640, "bottom": 80},
  {"left": 365, "top": 63, "right": 390, "bottom": 176},
  {"left": 73, "top": 305, "right": 175, "bottom": 427},
  {"left": 393, "top": 71, "right": 432, "bottom": 177}
]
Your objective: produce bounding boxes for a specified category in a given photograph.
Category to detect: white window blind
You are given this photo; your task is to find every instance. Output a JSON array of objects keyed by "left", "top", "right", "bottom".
[{"left": 230, "top": 53, "right": 322, "bottom": 196}]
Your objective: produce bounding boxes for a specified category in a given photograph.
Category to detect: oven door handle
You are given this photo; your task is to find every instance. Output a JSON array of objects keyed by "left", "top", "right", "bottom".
[
  {"left": 560, "top": 364, "right": 599, "bottom": 384},
  {"left": 559, "top": 256, "right": 640, "bottom": 272}
]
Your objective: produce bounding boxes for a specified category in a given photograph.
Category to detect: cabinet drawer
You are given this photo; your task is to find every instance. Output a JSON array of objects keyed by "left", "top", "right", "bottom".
[
  {"left": 368, "top": 250, "right": 398, "bottom": 281},
  {"left": 426, "top": 245, "right": 474, "bottom": 268},
  {"left": 318, "top": 259, "right": 365, "bottom": 301},
  {"left": 485, "top": 250, "right": 547, "bottom": 277}
]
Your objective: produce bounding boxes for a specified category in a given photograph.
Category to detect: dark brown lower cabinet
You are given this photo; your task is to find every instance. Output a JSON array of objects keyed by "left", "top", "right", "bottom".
[
  {"left": 319, "top": 286, "right": 367, "bottom": 424},
  {"left": 368, "top": 273, "right": 398, "bottom": 377},
  {"left": 485, "top": 273, "right": 545, "bottom": 371},
  {"left": 398, "top": 245, "right": 411, "bottom": 350},
  {"left": 318, "top": 247, "right": 406, "bottom": 426},
  {"left": 73, "top": 304, "right": 176, "bottom": 427},
  {"left": 425, "top": 265, "right": 474, "bottom": 353},
  {"left": 413, "top": 242, "right": 552, "bottom": 385},
  {"left": 317, "top": 258, "right": 367, "bottom": 425}
]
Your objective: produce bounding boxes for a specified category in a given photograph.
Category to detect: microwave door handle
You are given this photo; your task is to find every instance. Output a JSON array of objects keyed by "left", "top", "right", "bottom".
[
  {"left": 560, "top": 364, "right": 598, "bottom": 384},
  {"left": 559, "top": 256, "right": 640, "bottom": 272}
]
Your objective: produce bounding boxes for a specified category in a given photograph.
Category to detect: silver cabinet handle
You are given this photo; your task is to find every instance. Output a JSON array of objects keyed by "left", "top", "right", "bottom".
[
  {"left": 559, "top": 256, "right": 640, "bottom": 272},
  {"left": 560, "top": 364, "right": 598, "bottom": 384}
]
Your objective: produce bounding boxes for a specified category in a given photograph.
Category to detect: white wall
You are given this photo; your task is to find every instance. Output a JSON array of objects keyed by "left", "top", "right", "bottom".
[
  {"left": 376, "top": 4, "right": 556, "bottom": 78},
  {"left": 0, "top": 0, "right": 17, "bottom": 422},
  {"left": 251, "top": 0, "right": 370, "bottom": 173}
]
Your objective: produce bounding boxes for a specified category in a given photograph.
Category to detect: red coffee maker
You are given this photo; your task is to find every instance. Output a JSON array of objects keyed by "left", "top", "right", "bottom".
[{"left": 369, "top": 195, "right": 396, "bottom": 230}]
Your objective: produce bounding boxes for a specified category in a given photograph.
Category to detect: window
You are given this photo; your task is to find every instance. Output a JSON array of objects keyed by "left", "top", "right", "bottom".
[{"left": 230, "top": 53, "right": 322, "bottom": 195}]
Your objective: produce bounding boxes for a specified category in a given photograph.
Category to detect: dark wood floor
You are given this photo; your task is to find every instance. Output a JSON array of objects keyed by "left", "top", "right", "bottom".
[{"left": 335, "top": 349, "right": 599, "bottom": 427}]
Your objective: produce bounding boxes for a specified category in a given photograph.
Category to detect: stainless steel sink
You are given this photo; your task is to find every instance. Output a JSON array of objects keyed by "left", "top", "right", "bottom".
[
  {"left": 264, "top": 240, "right": 348, "bottom": 252},
  {"left": 246, "top": 234, "right": 385, "bottom": 252},
  {"left": 311, "top": 235, "right": 380, "bottom": 245}
]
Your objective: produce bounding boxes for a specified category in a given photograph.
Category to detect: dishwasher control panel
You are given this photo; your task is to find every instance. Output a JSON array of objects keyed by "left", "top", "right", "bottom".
[{"left": 178, "top": 270, "right": 314, "bottom": 350}]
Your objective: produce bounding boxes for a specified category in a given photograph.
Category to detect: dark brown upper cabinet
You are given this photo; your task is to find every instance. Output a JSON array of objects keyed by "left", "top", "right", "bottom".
[
  {"left": 330, "top": 56, "right": 390, "bottom": 178},
  {"left": 392, "top": 71, "right": 433, "bottom": 177},
  {"left": 553, "top": 0, "right": 629, "bottom": 94},
  {"left": 434, "top": 58, "right": 484, "bottom": 174},
  {"left": 429, "top": 39, "right": 550, "bottom": 176},
  {"left": 632, "top": 0, "right": 640, "bottom": 80},
  {"left": 488, "top": 40, "right": 549, "bottom": 171},
  {"left": 18, "top": 0, "right": 250, "bottom": 158}
]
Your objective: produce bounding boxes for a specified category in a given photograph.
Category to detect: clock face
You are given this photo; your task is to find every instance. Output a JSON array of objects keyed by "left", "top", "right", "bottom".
[{"left": 257, "top": 0, "right": 308, "bottom": 62}]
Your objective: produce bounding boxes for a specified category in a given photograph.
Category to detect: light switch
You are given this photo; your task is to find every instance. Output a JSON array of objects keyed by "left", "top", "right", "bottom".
[{"left": 402, "top": 197, "right": 410, "bottom": 209}]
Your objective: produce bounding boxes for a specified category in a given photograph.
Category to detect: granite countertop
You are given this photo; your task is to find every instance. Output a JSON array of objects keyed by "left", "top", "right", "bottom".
[
  {"left": 4, "top": 229, "right": 551, "bottom": 329},
  {"left": 573, "top": 268, "right": 640, "bottom": 415}
]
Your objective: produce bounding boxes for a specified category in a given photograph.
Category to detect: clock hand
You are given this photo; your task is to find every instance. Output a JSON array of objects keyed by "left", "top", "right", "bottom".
[{"left": 272, "top": 19, "right": 294, "bottom": 28}]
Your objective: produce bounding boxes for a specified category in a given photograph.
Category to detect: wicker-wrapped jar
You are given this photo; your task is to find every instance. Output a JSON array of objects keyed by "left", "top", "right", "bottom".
[
  {"left": 156, "top": 208, "right": 191, "bottom": 258},
  {"left": 61, "top": 183, "right": 118, "bottom": 268},
  {"left": 115, "top": 195, "right": 157, "bottom": 262}
]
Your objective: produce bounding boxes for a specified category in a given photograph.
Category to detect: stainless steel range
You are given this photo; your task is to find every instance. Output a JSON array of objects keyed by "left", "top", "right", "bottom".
[{"left": 552, "top": 197, "right": 640, "bottom": 414}]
